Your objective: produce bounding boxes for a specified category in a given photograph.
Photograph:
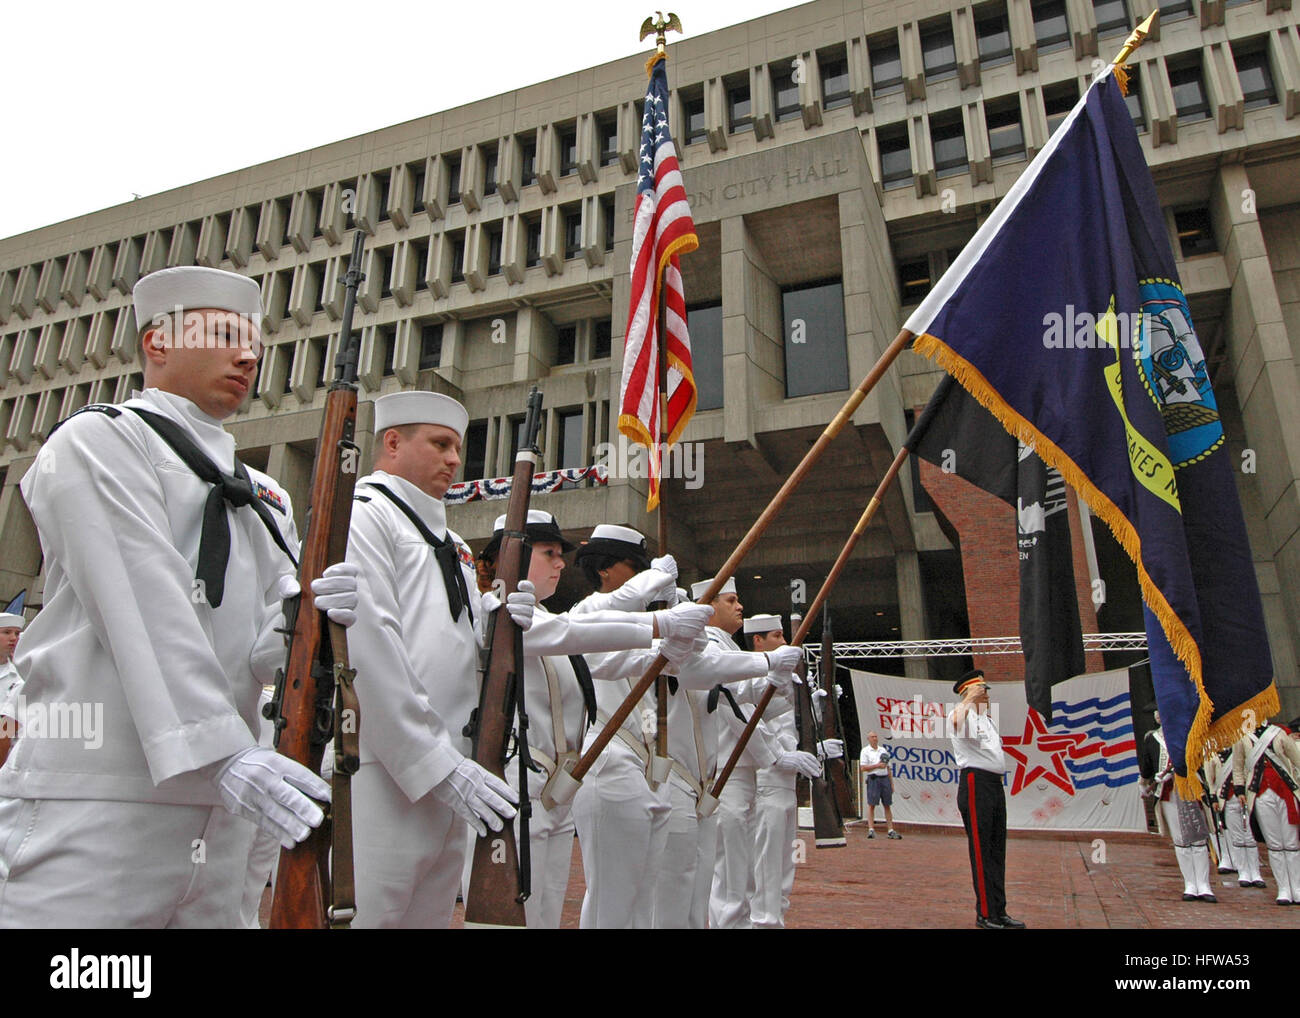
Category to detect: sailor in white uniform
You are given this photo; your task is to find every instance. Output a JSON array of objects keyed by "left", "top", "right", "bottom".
[
  {"left": 467, "top": 514, "right": 712, "bottom": 928},
  {"left": 0, "top": 266, "right": 358, "bottom": 928},
  {"left": 0, "top": 606, "right": 26, "bottom": 768},
  {"left": 653, "top": 580, "right": 813, "bottom": 929}
]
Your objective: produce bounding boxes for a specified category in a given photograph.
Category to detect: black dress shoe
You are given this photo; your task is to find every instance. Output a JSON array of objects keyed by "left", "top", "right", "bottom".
[
  {"left": 1198, "top": 894, "right": 1218, "bottom": 903},
  {"left": 1182, "top": 893, "right": 1198, "bottom": 901},
  {"left": 976, "top": 916, "right": 1008, "bottom": 929},
  {"left": 998, "top": 914, "right": 1026, "bottom": 928}
]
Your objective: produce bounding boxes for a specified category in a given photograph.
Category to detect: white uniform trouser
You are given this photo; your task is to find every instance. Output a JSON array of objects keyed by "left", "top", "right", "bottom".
[
  {"left": 1254, "top": 788, "right": 1300, "bottom": 903},
  {"left": 1223, "top": 797, "right": 1262, "bottom": 884},
  {"left": 710, "top": 766, "right": 758, "bottom": 929},
  {"left": 516, "top": 799, "right": 576, "bottom": 929},
  {"left": 238, "top": 684, "right": 280, "bottom": 929},
  {"left": 1158, "top": 798, "right": 1212, "bottom": 898},
  {"left": 654, "top": 782, "right": 717, "bottom": 929},
  {"left": 753, "top": 782, "right": 797, "bottom": 928},
  {"left": 0, "top": 797, "right": 254, "bottom": 928},
  {"left": 352, "top": 761, "right": 466, "bottom": 929},
  {"left": 572, "top": 755, "right": 670, "bottom": 929}
]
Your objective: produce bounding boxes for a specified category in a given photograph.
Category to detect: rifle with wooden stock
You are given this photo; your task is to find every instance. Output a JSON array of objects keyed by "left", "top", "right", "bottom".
[
  {"left": 791, "top": 613, "right": 846, "bottom": 848},
  {"left": 463, "top": 386, "right": 544, "bottom": 928},
  {"left": 819, "top": 606, "right": 854, "bottom": 816},
  {"left": 263, "top": 229, "right": 367, "bottom": 930}
]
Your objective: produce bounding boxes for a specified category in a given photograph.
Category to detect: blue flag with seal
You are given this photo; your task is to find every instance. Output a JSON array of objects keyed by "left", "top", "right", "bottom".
[{"left": 903, "top": 64, "right": 1276, "bottom": 796}]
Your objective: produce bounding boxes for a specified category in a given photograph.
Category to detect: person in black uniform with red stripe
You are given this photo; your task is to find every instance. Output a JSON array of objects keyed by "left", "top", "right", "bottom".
[{"left": 949, "top": 669, "right": 1025, "bottom": 930}]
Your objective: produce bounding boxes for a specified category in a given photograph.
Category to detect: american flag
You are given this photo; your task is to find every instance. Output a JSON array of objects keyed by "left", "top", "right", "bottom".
[{"left": 619, "top": 53, "right": 698, "bottom": 512}]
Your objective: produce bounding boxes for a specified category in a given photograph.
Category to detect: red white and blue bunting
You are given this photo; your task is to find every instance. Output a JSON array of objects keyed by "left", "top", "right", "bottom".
[{"left": 444, "top": 464, "right": 609, "bottom": 505}]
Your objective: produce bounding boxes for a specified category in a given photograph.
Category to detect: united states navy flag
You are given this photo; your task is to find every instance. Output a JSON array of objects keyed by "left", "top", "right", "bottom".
[{"left": 903, "top": 65, "right": 1276, "bottom": 795}]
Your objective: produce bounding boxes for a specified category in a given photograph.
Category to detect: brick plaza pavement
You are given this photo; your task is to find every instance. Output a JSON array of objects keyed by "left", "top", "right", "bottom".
[{"left": 445, "top": 820, "right": 1300, "bottom": 929}]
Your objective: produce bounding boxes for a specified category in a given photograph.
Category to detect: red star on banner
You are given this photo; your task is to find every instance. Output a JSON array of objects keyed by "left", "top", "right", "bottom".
[{"left": 1003, "top": 708, "right": 1085, "bottom": 796}]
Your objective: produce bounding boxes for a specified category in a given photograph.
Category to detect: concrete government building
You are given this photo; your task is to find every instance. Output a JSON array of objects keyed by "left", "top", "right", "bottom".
[{"left": 2, "top": 0, "right": 1298, "bottom": 718}]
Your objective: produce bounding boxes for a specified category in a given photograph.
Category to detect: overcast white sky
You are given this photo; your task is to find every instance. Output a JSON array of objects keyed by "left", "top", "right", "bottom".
[{"left": 1, "top": 0, "right": 809, "bottom": 242}]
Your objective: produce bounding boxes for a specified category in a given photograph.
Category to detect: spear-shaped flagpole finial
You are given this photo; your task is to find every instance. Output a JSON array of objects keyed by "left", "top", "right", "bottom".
[
  {"left": 1112, "top": 9, "right": 1158, "bottom": 67},
  {"left": 639, "top": 11, "right": 683, "bottom": 57}
]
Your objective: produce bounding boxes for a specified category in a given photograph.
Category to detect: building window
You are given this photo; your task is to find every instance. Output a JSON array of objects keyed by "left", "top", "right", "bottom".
[
  {"left": 483, "top": 147, "right": 499, "bottom": 197},
  {"left": 930, "top": 114, "right": 967, "bottom": 177},
  {"left": 559, "top": 127, "right": 578, "bottom": 176},
  {"left": 555, "top": 325, "right": 577, "bottom": 365},
  {"left": 771, "top": 60, "right": 801, "bottom": 122},
  {"left": 446, "top": 157, "right": 462, "bottom": 205},
  {"left": 602, "top": 197, "right": 615, "bottom": 252},
  {"left": 564, "top": 208, "right": 582, "bottom": 260},
  {"left": 487, "top": 227, "right": 503, "bottom": 275},
  {"left": 820, "top": 52, "right": 852, "bottom": 110},
  {"left": 878, "top": 126, "right": 912, "bottom": 188},
  {"left": 1044, "top": 81, "right": 1079, "bottom": 135},
  {"left": 986, "top": 103, "right": 1025, "bottom": 161},
  {"left": 1092, "top": 0, "right": 1129, "bottom": 35},
  {"left": 1124, "top": 66, "right": 1146, "bottom": 130},
  {"left": 520, "top": 137, "right": 537, "bottom": 186},
  {"left": 1031, "top": 0, "right": 1070, "bottom": 52},
  {"left": 1158, "top": 0, "right": 1193, "bottom": 21},
  {"left": 374, "top": 173, "right": 391, "bottom": 223},
  {"left": 525, "top": 219, "right": 541, "bottom": 267},
  {"left": 592, "top": 319, "right": 612, "bottom": 360},
  {"left": 450, "top": 234, "right": 465, "bottom": 283},
  {"left": 921, "top": 19, "right": 958, "bottom": 81},
  {"left": 1174, "top": 207, "right": 1216, "bottom": 257},
  {"left": 598, "top": 116, "right": 619, "bottom": 166},
  {"left": 870, "top": 33, "right": 903, "bottom": 94},
  {"left": 727, "top": 78, "right": 753, "bottom": 133},
  {"left": 463, "top": 421, "right": 488, "bottom": 481},
  {"left": 783, "top": 281, "right": 849, "bottom": 399},
  {"left": 414, "top": 240, "right": 429, "bottom": 291},
  {"left": 379, "top": 328, "right": 395, "bottom": 377},
  {"left": 687, "top": 303, "right": 723, "bottom": 410},
  {"left": 508, "top": 417, "right": 529, "bottom": 462},
  {"left": 376, "top": 249, "right": 392, "bottom": 300},
  {"left": 412, "top": 164, "right": 427, "bottom": 215},
  {"left": 419, "top": 324, "right": 442, "bottom": 370},
  {"left": 683, "top": 93, "right": 707, "bottom": 146},
  {"left": 1233, "top": 45, "right": 1277, "bottom": 111},
  {"left": 974, "top": 3, "right": 1013, "bottom": 65},
  {"left": 312, "top": 338, "right": 329, "bottom": 389},
  {"left": 556, "top": 409, "right": 585, "bottom": 487},
  {"left": 899, "top": 258, "right": 932, "bottom": 303},
  {"left": 1168, "top": 61, "right": 1210, "bottom": 123}
]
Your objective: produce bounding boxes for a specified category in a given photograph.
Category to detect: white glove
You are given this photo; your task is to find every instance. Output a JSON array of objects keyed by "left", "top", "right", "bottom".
[
  {"left": 432, "top": 758, "right": 519, "bottom": 837},
  {"left": 777, "top": 749, "right": 823, "bottom": 780},
  {"left": 812, "top": 688, "right": 828, "bottom": 703},
  {"left": 215, "top": 746, "right": 331, "bottom": 850},
  {"left": 765, "top": 667, "right": 795, "bottom": 700},
  {"left": 654, "top": 602, "right": 712, "bottom": 642},
  {"left": 766, "top": 645, "right": 803, "bottom": 672},
  {"left": 817, "top": 738, "right": 845, "bottom": 761},
  {"left": 481, "top": 579, "right": 536, "bottom": 631},
  {"left": 650, "top": 554, "right": 678, "bottom": 583},
  {"left": 277, "top": 561, "right": 363, "bottom": 627},
  {"left": 673, "top": 586, "right": 688, "bottom": 606}
]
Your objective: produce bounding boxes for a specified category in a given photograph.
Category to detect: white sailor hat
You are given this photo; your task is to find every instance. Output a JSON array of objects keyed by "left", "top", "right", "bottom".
[
  {"left": 574, "top": 524, "right": 650, "bottom": 566},
  {"left": 742, "top": 613, "right": 783, "bottom": 635},
  {"left": 0, "top": 614, "right": 24, "bottom": 630},
  {"left": 482, "top": 509, "right": 575, "bottom": 560},
  {"left": 133, "top": 266, "right": 263, "bottom": 332},
  {"left": 374, "top": 391, "right": 469, "bottom": 439},
  {"left": 690, "top": 576, "right": 737, "bottom": 601}
]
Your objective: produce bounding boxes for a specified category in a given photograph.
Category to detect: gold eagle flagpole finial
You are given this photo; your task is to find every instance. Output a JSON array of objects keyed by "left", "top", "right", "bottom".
[
  {"left": 1110, "top": 9, "right": 1158, "bottom": 93},
  {"left": 640, "top": 11, "right": 683, "bottom": 59}
]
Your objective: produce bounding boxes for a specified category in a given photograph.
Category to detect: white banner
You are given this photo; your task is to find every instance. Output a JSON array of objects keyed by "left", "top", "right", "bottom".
[{"left": 849, "top": 668, "right": 1145, "bottom": 832}]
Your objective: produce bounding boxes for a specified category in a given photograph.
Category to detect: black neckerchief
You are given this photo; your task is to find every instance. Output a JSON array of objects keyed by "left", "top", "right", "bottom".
[
  {"left": 362, "top": 481, "right": 473, "bottom": 625},
  {"left": 128, "top": 407, "right": 297, "bottom": 607}
]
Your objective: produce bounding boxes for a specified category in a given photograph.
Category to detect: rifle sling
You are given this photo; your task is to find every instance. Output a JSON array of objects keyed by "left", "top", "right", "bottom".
[{"left": 328, "top": 633, "right": 360, "bottom": 929}]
